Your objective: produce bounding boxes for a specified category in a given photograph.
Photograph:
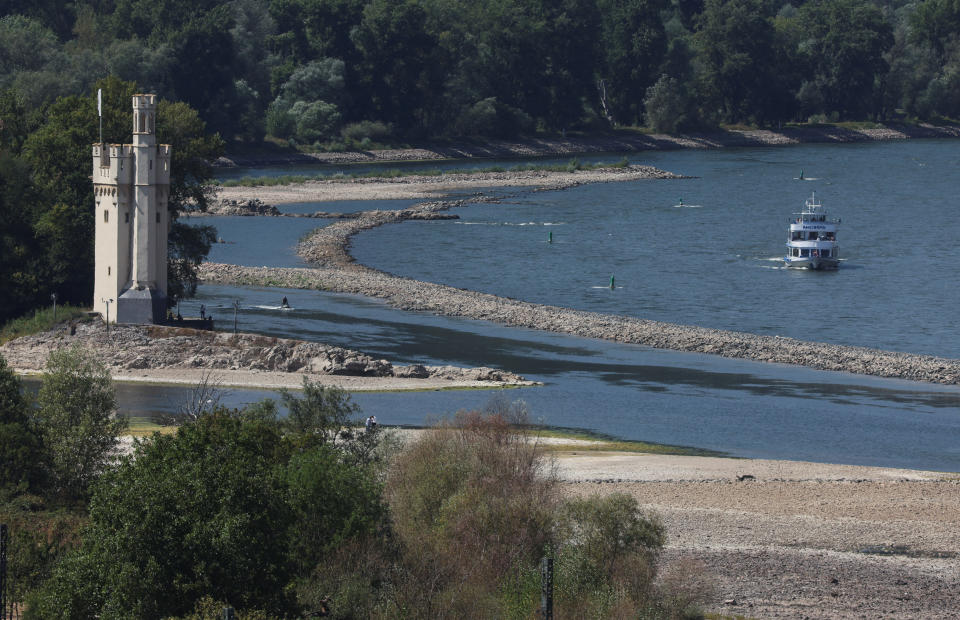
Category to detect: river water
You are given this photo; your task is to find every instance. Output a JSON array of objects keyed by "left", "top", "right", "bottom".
[{"left": 117, "top": 141, "right": 960, "bottom": 471}]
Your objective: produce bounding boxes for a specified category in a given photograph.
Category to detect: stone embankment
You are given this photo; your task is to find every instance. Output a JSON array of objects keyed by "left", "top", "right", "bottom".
[
  {"left": 205, "top": 197, "right": 459, "bottom": 221},
  {"left": 199, "top": 198, "right": 960, "bottom": 386},
  {"left": 0, "top": 322, "right": 527, "bottom": 384},
  {"left": 214, "top": 124, "right": 960, "bottom": 167}
]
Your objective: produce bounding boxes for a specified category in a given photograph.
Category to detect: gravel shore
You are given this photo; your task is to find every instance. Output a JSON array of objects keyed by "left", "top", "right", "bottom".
[
  {"left": 215, "top": 123, "right": 960, "bottom": 167},
  {"left": 216, "top": 165, "right": 682, "bottom": 203},
  {"left": 554, "top": 452, "right": 960, "bottom": 618},
  {"left": 1, "top": 322, "right": 535, "bottom": 390}
]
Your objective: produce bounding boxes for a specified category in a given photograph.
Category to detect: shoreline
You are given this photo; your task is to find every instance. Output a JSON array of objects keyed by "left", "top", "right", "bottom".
[
  {"left": 198, "top": 192, "right": 960, "bottom": 385},
  {"left": 215, "top": 164, "right": 681, "bottom": 204},
  {"left": 215, "top": 123, "right": 960, "bottom": 168},
  {"left": 1, "top": 322, "right": 537, "bottom": 393}
]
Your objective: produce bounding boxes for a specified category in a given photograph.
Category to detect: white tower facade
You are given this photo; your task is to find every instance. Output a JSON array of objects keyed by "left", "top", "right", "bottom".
[{"left": 93, "top": 94, "right": 172, "bottom": 324}]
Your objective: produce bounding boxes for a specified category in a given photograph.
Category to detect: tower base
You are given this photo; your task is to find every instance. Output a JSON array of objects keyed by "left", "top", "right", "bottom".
[{"left": 116, "top": 287, "right": 167, "bottom": 324}]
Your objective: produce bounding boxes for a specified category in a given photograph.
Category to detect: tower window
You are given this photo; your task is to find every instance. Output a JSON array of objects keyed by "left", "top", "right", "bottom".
[
  {"left": 104, "top": 210, "right": 109, "bottom": 223},
  {"left": 107, "top": 266, "right": 111, "bottom": 276},
  {"left": 156, "top": 212, "right": 161, "bottom": 223},
  {"left": 125, "top": 212, "right": 129, "bottom": 223}
]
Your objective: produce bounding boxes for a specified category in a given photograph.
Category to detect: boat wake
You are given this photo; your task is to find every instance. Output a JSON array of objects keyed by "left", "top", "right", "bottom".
[
  {"left": 252, "top": 304, "right": 294, "bottom": 311},
  {"left": 671, "top": 203, "right": 703, "bottom": 208},
  {"left": 456, "top": 221, "right": 565, "bottom": 226}
]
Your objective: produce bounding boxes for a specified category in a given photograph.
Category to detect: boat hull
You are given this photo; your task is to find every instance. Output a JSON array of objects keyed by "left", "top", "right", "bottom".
[{"left": 783, "top": 257, "right": 839, "bottom": 270}]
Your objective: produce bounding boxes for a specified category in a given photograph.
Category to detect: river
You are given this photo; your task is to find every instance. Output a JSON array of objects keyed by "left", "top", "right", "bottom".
[{"left": 117, "top": 140, "right": 960, "bottom": 471}]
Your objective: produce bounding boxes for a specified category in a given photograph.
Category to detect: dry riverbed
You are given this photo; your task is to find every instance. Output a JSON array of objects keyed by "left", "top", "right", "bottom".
[{"left": 553, "top": 451, "right": 960, "bottom": 619}]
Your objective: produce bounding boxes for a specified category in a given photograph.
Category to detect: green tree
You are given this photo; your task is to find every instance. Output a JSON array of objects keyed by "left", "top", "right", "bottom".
[
  {"left": 0, "top": 355, "right": 43, "bottom": 495},
  {"left": 644, "top": 74, "right": 687, "bottom": 132},
  {"left": 693, "top": 0, "right": 785, "bottom": 125},
  {"left": 30, "top": 404, "right": 387, "bottom": 617},
  {"left": 596, "top": 0, "right": 670, "bottom": 126},
  {"left": 794, "top": 0, "right": 894, "bottom": 120},
  {"left": 34, "top": 346, "right": 124, "bottom": 503}
]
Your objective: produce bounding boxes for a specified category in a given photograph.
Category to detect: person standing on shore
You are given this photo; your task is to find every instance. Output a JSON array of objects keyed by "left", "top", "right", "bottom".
[{"left": 200, "top": 304, "right": 206, "bottom": 320}]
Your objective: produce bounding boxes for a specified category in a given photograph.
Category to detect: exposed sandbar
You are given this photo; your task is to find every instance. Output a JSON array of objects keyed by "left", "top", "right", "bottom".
[{"left": 215, "top": 165, "right": 681, "bottom": 204}]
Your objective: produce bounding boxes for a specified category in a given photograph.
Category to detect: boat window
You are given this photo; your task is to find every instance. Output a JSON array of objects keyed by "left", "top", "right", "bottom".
[
  {"left": 821, "top": 249, "right": 831, "bottom": 257},
  {"left": 793, "top": 248, "right": 800, "bottom": 257},
  {"left": 808, "top": 232, "right": 818, "bottom": 240},
  {"left": 801, "top": 249, "right": 809, "bottom": 257},
  {"left": 792, "top": 231, "right": 803, "bottom": 240}
]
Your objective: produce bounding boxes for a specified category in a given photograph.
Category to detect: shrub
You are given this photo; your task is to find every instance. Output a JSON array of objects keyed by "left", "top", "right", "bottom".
[
  {"left": 34, "top": 346, "right": 125, "bottom": 503},
  {"left": 0, "top": 355, "right": 43, "bottom": 494},
  {"left": 341, "top": 120, "right": 393, "bottom": 143},
  {"left": 383, "top": 407, "right": 558, "bottom": 617}
]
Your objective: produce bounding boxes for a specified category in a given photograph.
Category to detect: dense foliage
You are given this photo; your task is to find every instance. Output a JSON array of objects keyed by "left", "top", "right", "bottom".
[
  {"left": 2, "top": 0, "right": 957, "bottom": 323},
  {"left": 2, "top": 367, "right": 712, "bottom": 617},
  {"left": 2, "top": 0, "right": 955, "bottom": 149}
]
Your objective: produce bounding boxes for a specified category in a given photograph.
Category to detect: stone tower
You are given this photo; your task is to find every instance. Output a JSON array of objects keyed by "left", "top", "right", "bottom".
[{"left": 93, "top": 94, "right": 172, "bottom": 324}]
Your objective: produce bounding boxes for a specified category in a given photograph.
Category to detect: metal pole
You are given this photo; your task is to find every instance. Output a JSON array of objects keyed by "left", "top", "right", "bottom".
[
  {"left": 1, "top": 523, "right": 8, "bottom": 620},
  {"left": 540, "top": 556, "right": 553, "bottom": 619},
  {"left": 51, "top": 292, "right": 57, "bottom": 323},
  {"left": 233, "top": 300, "right": 239, "bottom": 335}
]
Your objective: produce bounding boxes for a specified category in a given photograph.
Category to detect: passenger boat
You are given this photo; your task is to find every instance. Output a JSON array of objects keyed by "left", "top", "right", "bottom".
[{"left": 784, "top": 193, "right": 840, "bottom": 270}]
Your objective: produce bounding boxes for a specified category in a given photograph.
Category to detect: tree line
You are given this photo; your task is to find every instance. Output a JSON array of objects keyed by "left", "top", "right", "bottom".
[
  {"left": 4, "top": 0, "right": 959, "bottom": 147},
  {"left": 1, "top": 351, "right": 711, "bottom": 617},
  {"left": 3, "top": 0, "right": 960, "bottom": 321}
]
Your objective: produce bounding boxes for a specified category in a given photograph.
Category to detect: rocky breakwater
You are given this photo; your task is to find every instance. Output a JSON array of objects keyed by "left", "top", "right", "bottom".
[
  {"left": 1, "top": 322, "right": 530, "bottom": 385},
  {"left": 199, "top": 197, "right": 960, "bottom": 386}
]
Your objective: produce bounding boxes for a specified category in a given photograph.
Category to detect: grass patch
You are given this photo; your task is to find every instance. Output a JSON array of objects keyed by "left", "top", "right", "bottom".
[
  {"left": 0, "top": 305, "right": 92, "bottom": 345},
  {"left": 531, "top": 427, "right": 728, "bottom": 457},
  {"left": 124, "top": 416, "right": 177, "bottom": 437},
  {"left": 220, "top": 157, "right": 632, "bottom": 187}
]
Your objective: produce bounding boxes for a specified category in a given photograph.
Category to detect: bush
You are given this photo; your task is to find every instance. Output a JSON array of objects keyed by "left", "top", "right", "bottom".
[
  {"left": 290, "top": 100, "right": 341, "bottom": 143},
  {"left": 34, "top": 346, "right": 125, "bottom": 503},
  {"left": 341, "top": 120, "right": 393, "bottom": 143},
  {"left": 454, "top": 97, "right": 534, "bottom": 138},
  {"left": 0, "top": 355, "right": 43, "bottom": 494}
]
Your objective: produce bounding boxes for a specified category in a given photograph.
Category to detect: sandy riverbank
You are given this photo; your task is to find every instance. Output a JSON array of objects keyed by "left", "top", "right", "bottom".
[
  {"left": 552, "top": 451, "right": 960, "bottom": 618},
  {"left": 216, "top": 165, "right": 681, "bottom": 203},
  {"left": 215, "top": 123, "right": 960, "bottom": 167}
]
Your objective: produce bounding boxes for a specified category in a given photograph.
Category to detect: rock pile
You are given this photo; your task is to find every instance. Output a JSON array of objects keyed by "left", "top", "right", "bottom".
[{"left": 0, "top": 322, "right": 528, "bottom": 385}]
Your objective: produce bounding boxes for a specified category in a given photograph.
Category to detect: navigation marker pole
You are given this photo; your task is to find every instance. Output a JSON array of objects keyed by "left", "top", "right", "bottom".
[{"left": 610, "top": 275, "right": 615, "bottom": 289}]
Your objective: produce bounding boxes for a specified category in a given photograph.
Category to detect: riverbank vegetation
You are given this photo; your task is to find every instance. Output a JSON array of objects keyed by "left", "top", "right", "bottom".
[
  {"left": 1, "top": 352, "right": 712, "bottom": 617},
  {"left": 4, "top": 0, "right": 958, "bottom": 149}
]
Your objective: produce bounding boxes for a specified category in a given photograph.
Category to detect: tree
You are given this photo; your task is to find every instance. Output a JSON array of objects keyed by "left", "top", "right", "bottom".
[
  {"left": 693, "top": 0, "right": 785, "bottom": 125},
  {"left": 645, "top": 74, "right": 687, "bottom": 132},
  {"left": 34, "top": 346, "right": 125, "bottom": 502},
  {"left": 0, "top": 355, "right": 43, "bottom": 495},
  {"left": 793, "top": 0, "right": 894, "bottom": 120},
  {"left": 596, "top": 0, "right": 670, "bottom": 126},
  {"left": 30, "top": 405, "right": 387, "bottom": 617}
]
